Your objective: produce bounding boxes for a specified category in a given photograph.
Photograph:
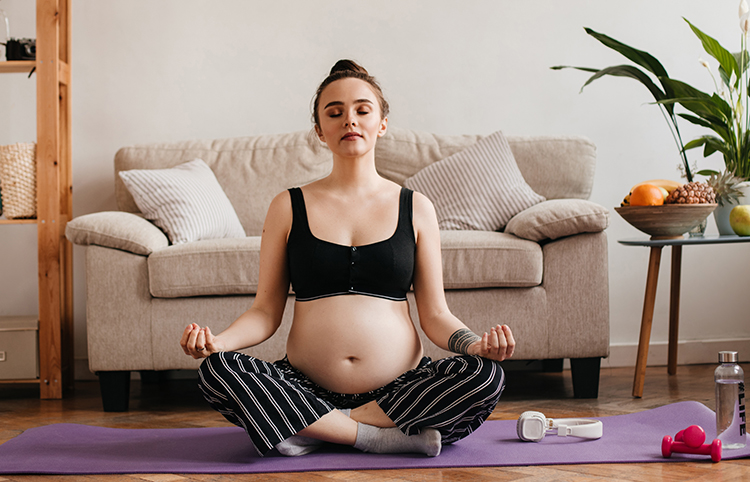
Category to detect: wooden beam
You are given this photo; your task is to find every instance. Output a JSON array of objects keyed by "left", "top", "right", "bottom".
[
  {"left": 0, "top": 61, "right": 36, "bottom": 74},
  {"left": 36, "top": 0, "right": 64, "bottom": 400}
]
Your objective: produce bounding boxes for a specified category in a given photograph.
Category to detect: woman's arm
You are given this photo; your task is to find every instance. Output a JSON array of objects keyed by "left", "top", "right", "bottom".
[
  {"left": 411, "top": 192, "right": 515, "bottom": 361},
  {"left": 181, "top": 191, "right": 293, "bottom": 358}
]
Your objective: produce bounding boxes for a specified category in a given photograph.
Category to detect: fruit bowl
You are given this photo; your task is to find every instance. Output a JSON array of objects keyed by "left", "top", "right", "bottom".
[{"left": 615, "top": 204, "right": 718, "bottom": 239}]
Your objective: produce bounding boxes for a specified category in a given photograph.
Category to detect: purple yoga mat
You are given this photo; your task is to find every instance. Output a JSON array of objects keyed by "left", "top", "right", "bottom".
[{"left": 0, "top": 401, "right": 747, "bottom": 474}]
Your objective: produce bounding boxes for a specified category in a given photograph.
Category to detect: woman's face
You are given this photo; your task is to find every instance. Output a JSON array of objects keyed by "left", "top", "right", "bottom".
[{"left": 315, "top": 77, "right": 387, "bottom": 159}]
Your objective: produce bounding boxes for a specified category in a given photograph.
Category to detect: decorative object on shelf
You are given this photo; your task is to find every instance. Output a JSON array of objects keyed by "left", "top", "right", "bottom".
[
  {"left": 554, "top": 2, "right": 750, "bottom": 199},
  {"left": 0, "top": 1, "right": 35, "bottom": 62},
  {"left": 3, "top": 38, "right": 35, "bottom": 61},
  {"left": 0, "top": 142, "right": 36, "bottom": 219},
  {"left": 615, "top": 204, "right": 717, "bottom": 239}
]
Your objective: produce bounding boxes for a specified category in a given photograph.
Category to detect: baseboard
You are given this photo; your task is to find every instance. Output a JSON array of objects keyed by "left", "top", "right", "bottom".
[{"left": 605, "top": 338, "right": 750, "bottom": 368}]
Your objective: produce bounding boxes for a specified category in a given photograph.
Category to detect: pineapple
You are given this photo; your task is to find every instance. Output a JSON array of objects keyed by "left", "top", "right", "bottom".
[
  {"left": 665, "top": 181, "right": 716, "bottom": 204},
  {"left": 705, "top": 170, "right": 744, "bottom": 207}
]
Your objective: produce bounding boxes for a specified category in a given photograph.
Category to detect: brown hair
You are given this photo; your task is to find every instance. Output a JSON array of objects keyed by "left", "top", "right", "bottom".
[{"left": 312, "top": 59, "right": 389, "bottom": 129}]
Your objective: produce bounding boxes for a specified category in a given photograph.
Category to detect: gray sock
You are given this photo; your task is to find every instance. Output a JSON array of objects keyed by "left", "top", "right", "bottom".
[
  {"left": 353, "top": 423, "right": 442, "bottom": 457},
  {"left": 275, "top": 408, "right": 352, "bottom": 456}
]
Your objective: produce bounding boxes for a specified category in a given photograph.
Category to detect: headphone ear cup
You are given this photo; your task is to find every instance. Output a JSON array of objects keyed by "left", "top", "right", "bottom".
[{"left": 517, "top": 411, "right": 547, "bottom": 442}]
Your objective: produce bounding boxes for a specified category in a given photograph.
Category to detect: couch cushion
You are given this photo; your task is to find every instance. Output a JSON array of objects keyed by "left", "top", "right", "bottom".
[
  {"left": 119, "top": 159, "right": 247, "bottom": 245},
  {"left": 148, "top": 231, "right": 543, "bottom": 298},
  {"left": 66, "top": 211, "right": 169, "bottom": 255},
  {"left": 148, "top": 237, "right": 262, "bottom": 298},
  {"left": 404, "top": 131, "right": 545, "bottom": 231},
  {"left": 505, "top": 199, "right": 610, "bottom": 242},
  {"left": 440, "top": 231, "right": 542, "bottom": 288}
]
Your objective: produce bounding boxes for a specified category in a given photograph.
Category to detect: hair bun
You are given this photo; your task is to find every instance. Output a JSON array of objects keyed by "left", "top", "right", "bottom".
[{"left": 330, "top": 59, "right": 368, "bottom": 76}]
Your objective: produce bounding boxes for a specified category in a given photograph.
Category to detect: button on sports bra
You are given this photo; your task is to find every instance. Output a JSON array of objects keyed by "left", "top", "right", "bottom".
[{"left": 286, "top": 187, "right": 416, "bottom": 302}]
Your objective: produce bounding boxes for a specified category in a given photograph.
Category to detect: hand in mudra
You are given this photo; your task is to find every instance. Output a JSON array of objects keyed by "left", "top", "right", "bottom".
[
  {"left": 180, "top": 323, "right": 224, "bottom": 359},
  {"left": 467, "top": 324, "right": 515, "bottom": 361}
]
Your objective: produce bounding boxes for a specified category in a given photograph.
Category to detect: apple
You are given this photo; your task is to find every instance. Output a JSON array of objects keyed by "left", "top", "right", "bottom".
[{"left": 729, "top": 205, "right": 750, "bottom": 236}]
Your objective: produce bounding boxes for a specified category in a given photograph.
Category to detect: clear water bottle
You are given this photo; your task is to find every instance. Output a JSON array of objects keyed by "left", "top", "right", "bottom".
[{"left": 715, "top": 351, "right": 746, "bottom": 449}]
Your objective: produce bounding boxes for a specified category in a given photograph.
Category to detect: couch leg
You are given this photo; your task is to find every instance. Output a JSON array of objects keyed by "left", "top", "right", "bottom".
[
  {"left": 570, "top": 357, "right": 601, "bottom": 399},
  {"left": 97, "top": 371, "right": 131, "bottom": 412}
]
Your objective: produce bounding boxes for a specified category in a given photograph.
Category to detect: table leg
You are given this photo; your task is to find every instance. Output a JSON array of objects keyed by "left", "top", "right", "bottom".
[
  {"left": 668, "top": 245, "right": 682, "bottom": 376},
  {"left": 633, "top": 246, "right": 662, "bottom": 398}
]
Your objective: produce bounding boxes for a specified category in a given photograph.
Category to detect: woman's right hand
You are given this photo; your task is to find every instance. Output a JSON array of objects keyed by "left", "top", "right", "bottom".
[{"left": 180, "top": 323, "right": 225, "bottom": 359}]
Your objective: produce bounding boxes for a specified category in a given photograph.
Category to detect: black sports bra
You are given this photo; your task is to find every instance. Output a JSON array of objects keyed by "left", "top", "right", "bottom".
[{"left": 286, "top": 187, "right": 416, "bottom": 302}]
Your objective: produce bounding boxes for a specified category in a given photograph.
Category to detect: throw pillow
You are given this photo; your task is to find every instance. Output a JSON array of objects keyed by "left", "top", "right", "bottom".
[
  {"left": 504, "top": 199, "right": 610, "bottom": 242},
  {"left": 118, "top": 159, "right": 246, "bottom": 245},
  {"left": 403, "top": 130, "right": 545, "bottom": 231}
]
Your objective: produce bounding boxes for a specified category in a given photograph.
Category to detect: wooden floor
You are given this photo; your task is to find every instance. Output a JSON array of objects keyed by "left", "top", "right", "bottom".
[{"left": 1, "top": 363, "right": 749, "bottom": 481}]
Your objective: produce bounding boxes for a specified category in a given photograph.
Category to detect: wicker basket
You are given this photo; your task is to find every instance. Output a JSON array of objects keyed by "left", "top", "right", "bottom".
[{"left": 0, "top": 143, "right": 37, "bottom": 219}]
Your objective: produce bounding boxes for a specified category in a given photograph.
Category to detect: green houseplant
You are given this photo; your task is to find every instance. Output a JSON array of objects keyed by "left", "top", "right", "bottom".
[{"left": 553, "top": 1, "right": 750, "bottom": 218}]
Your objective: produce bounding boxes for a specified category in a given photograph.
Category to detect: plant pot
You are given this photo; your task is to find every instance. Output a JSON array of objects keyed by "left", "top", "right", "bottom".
[{"left": 714, "top": 181, "right": 750, "bottom": 234}]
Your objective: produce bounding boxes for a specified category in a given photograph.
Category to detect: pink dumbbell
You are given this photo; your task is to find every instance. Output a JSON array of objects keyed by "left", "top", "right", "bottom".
[{"left": 662, "top": 425, "right": 722, "bottom": 463}]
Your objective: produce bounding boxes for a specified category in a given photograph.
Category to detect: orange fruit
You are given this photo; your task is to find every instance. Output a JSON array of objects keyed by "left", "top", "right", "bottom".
[{"left": 629, "top": 183, "right": 665, "bottom": 206}]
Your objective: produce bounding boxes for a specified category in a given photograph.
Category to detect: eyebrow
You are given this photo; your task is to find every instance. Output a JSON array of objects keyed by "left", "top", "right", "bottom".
[{"left": 324, "top": 99, "right": 374, "bottom": 109}]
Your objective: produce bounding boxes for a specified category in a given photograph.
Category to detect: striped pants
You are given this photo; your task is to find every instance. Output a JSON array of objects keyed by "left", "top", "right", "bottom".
[{"left": 198, "top": 352, "right": 505, "bottom": 456}]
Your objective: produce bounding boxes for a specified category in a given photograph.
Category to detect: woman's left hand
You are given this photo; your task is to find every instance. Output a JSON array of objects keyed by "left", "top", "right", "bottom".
[{"left": 468, "top": 324, "right": 515, "bottom": 361}]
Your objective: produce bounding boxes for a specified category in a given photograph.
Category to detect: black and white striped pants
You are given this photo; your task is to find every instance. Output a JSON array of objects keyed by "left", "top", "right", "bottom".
[{"left": 198, "top": 352, "right": 505, "bottom": 456}]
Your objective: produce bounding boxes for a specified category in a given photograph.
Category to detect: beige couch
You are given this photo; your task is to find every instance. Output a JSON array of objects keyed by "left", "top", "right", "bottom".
[{"left": 66, "top": 127, "right": 610, "bottom": 411}]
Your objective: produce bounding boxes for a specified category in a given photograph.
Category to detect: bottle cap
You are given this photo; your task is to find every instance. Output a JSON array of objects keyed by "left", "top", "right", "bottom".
[{"left": 719, "top": 351, "right": 739, "bottom": 363}]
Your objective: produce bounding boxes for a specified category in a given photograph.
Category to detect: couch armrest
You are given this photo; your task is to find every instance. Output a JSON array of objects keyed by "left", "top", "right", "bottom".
[
  {"left": 65, "top": 211, "right": 169, "bottom": 255},
  {"left": 504, "top": 199, "right": 609, "bottom": 242}
]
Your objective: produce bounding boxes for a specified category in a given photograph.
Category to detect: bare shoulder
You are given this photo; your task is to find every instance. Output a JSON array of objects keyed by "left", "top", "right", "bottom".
[
  {"left": 411, "top": 190, "right": 438, "bottom": 223},
  {"left": 263, "top": 190, "right": 293, "bottom": 235}
]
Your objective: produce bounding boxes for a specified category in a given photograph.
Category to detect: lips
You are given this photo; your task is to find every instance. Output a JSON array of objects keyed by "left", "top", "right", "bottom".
[{"left": 342, "top": 132, "right": 362, "bottom": 140}]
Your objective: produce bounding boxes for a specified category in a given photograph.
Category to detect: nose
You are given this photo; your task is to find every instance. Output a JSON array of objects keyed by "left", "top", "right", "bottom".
[{"left": 344, "top": 112, "right": 357, "bottom": 127}]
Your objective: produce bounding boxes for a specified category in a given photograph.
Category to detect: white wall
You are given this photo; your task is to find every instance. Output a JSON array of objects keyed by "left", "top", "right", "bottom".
[{"left": 1, "top": 0, "right": 747, "bottom": 377}]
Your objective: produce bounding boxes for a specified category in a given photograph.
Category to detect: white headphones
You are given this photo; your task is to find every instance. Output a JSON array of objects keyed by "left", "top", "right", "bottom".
[{"left": 516, "top": 411, "right": 603, "bottom": 442}]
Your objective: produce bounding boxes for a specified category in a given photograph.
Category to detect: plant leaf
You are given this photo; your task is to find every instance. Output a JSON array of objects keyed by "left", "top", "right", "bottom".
[
  {"left": 659, "top": 78, "right": 733, "bottom": 122},
  {"left": 584, "top": 27, "right": 669, "bottom": 78},
  {"left": 580, "top": 64, "right": 666, "bottom": 100},
  {"left": 734, "top": 51, "right": 750, "bottom": 75},
  {"left": 683, "top": 138, "right": 707, "bottom": 150},
  {"left": 678, "top": 113, "right": 732, "bottom": 144},
  {"left": 685, "top": 18, "right": 740, "bottom": 86},
  {"left": 696, "top": 169, "right": 720, "bottom": 176},
  {"left": 550, "top": 65, "right": 599, "bottom": 73}
]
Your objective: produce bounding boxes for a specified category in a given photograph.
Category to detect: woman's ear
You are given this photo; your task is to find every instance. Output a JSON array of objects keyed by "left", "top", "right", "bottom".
[
  {"left": 378, "top": 117, "right": 388, "bottom": 137},
  {"left": 314, "top": 124, "right": 325, "bottom": 142}
]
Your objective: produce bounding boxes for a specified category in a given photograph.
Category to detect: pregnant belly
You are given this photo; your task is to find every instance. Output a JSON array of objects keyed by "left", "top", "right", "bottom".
[{"left": 286, "top": 295, "right": 423, "bottom": 394}]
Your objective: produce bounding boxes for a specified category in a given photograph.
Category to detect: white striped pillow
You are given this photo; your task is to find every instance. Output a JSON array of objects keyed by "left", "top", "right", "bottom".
[
  {"left": 404, "top": 131, "right": 544, "bottom": 231},
  {"left": 118, "top": 159, "right": 246, "bottom": 245}
]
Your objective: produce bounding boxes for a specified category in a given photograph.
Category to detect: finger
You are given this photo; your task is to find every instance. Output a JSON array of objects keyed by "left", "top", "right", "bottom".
[
  {"left": 181, "top": 324, "right": 199, "bottom": 355},
  {"left": 502, "top": 325, "right": 515, "bottom": 358},
  {"left": 485, "top": 327, "right": 495, "bottom": 355},
  {"left": 179, "top": 324, "right": 195, "bottom": 353},
  {"left": 196, "top": 329, "right": 208, "bottom": 354},
  {"left": 492, "top": 326, "right": 504, "bottom": 355},
  {"left": 204, "top": 326, "right": 216, "bottom": 352},
  {"left": 482, "top": 332, "right": 490, "bottom": 354},
  {"left": 186, "top": 327, "right": 202, "bottom": 356}
]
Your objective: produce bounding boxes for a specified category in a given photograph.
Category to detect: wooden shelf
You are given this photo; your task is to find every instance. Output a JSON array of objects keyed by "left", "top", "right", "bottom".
[
  {"left": 0, "top": 0, "right": 74, "bottom": 400},
  {"left": 0, "top": 60, "right": 35, "bottom": 74},
  {"left": 0, "top": 218, "right": 37, "bottom": 224}
]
